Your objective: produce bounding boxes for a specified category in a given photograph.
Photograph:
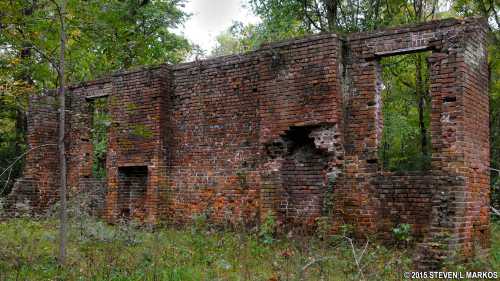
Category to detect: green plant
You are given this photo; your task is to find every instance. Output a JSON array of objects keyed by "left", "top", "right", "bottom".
[
  {"left": 258, "top": 211, "right": 277, "bottom": 245},
  {"left": 339, "top": 223, "right": 354, "bottom": 237},
  {"left": 392, "top": 223, "right": 412, "bottom": 244},
  {"left": 191, "top": 213, "right": 208, "bottom": 234},
  {"left": 315, "top": 216, "right": 332, "bottom": 241},
  {"left": 126, "top": 102, "right": 139, "bottom": 111},
  {"left": 1, "top": 218, "right": 498, "bottom": 280},
  {"left": 322, "top": 171, "right": 338, "bottom": 216},
  {"left": 130, "top": 124, "right": 154, "bottom": 139},
  {"left": 90, "top": 97, "right": 110, "bottom": 179}
]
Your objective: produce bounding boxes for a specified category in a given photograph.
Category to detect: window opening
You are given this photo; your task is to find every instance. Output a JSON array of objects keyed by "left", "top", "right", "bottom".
[
  {"left": 90, "top": 97, "right": 110, "bottom": 178},
  {"left": 378, "top": 52, "right": 432, "bottom": 171}
]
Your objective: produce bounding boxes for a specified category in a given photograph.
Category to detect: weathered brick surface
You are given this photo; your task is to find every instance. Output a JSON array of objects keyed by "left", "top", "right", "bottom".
[
  {"left": 20, "top": 91, "right": 60, "bottom": 210},
  {"left": 7, "top": 17, "right": 490, "bottom": 267},
  {"left": 67, "top": 78, "right": 113, "bottom": 190}
]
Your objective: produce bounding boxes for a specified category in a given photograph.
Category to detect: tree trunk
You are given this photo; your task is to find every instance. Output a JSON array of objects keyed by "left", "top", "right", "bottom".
[
  {"left": 13, "top": 5, "right": 36, "bottom": 166},
  {"left": 323, "top": 0, "right": 337, "bottom": 31},
  {"left": 15, "top": 49, "right": 31, "bottom": 158},
  {"left": 57, "top": 0, "right": 68, "bottom": 266},
  {"left": 14, "top": 106, "right": 26, "bottom": 157},
  {"left": 415, "top": 54, "right": 428, "bottom": 157}
]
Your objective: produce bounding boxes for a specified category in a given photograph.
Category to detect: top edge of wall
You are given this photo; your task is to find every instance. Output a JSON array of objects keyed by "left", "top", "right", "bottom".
[
  {"left": 64, "top": 17, "right": 485, "bottom": 91},
  {"left": 172, "top": 32, "right": 340, "bottom": 71},
  {"left": 346, "top": 16, "right": 487, "bottom": 41},
  {"left": 68, "top": 76, "right": 112, "bottom": 90}
]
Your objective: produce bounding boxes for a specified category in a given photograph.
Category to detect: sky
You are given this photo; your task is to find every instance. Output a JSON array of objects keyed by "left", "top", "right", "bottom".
[{"left": 175, "top": 0, "right": 261, "bottom": 54}]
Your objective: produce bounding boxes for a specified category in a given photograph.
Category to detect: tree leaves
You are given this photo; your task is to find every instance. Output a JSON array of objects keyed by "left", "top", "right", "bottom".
[{"left": 0, "top": 0, "right": 192, "bottom": 194}]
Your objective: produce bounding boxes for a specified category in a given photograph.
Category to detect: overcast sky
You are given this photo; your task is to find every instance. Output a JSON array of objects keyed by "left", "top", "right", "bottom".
[{"left": 175, "top": 0, "right": 261, "bottom": 54}]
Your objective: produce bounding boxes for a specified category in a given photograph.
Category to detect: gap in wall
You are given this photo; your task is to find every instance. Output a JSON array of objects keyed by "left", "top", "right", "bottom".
[
  {"left": 89, "top": 97, "right": 110, "bottom": 179},
  {"left": 378, "top": 52, "right": 432, "bottom": 172},
  {"left": 279, "top": 126, "right": 329, "bottom": 225}
]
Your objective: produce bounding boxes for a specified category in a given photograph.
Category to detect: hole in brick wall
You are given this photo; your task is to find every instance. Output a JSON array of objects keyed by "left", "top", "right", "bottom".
[
  {"left": 443, "top": 96, "right": 456, "bottom": 103},
  {"left": 279, "top": 126, "right": 331, "bottom": 225},
  {"left": 89, "top": 97, "right": 110, "bottom": 179},
  {"left": 378, "top": 52, "right": 432, "bottom": 171},
  {"left": 117, "top": 166, "right": 148, "bottom": 220}
]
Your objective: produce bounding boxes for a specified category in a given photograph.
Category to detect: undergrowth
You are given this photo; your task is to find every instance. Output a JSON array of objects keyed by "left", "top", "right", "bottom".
[{"left": 0, "top": 218, "right": 498, "bottom": 281}]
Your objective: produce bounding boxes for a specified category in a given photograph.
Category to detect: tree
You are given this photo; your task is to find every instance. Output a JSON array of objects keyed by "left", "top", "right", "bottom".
[
  {"left": 0, "top": 0, "right": 193, "bottom": 264},
  {"left": 0, "top": 0, "right": 192, "bottom": 195},
  {"left": 211, "top": 22, "right": 265, "bottom": 57},
  {"left": 55, "top": 0, "right": 68, "bottom": 265}
]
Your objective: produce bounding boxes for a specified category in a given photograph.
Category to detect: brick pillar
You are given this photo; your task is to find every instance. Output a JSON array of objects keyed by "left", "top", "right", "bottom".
[
  {"left": 338, "top": 44, "right": 380, "bottom": 234},
  {"left": 417, "top": 19, "right": 490, "bottom": 268}
]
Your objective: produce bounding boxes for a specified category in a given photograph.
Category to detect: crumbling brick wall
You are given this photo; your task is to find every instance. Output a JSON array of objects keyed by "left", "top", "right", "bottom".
[
  {"left": 15, "top": 91, "right": 60, "bottom": 211},
  {"left": 166, "top": 33, "right": 342, "bottom": 226},
  {"left": 339, "top": 18, "right": 490, "bottom": 268},
  {"left": 8, "top": 17, "right": 490, "bottom": 268}
]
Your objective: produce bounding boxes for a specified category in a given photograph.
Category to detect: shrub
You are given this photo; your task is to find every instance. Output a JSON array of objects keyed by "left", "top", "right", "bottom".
[
  {"left": 315, "top": 216, "right": 332, "bottom": 241},
  {"left": 392, "top": 223, "right": 412, "bottom": 245},
  {"left": 258, "top": 211, "right": 277, "bottom": 245}
]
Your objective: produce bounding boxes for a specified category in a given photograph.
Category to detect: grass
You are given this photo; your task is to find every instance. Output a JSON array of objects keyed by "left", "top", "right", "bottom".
[{"left": 0, "top": 217, "right": 498, "bottom": 281}]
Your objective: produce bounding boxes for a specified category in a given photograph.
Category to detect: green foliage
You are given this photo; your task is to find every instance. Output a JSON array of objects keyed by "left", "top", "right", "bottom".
[
  {"left": 212, "top": 0, "right": 457, "bottom": 56},
  {"left": 258, "top": 211, "right": 277, "bottom": 245},
  {"left": 487, "top": 24, "right": 500, "bottom": 209},
  {"left": 379, "top": 53, "right": 432, "bottom": 171},
  {"left": 0, "top": 216, "right": 498, "bottom": 280},
  {"left": 315, "top": 216, "right": 333, "bottom": 240},
  {"left": 339, "top": 223, "right": 355, "bottom": 238},
  {"left": 0, "top": 66, "right": 29, "bottom": 195},
  {"left": 91, "top": 97, "right": 110, "bottom": 179},
  {"left": 0, "top": 0, "right": 191, "bottom": 89},
  {"left": 190, "top": 212, "right": 208, "bottom": 234},
  {"left": 0, "top": 0, "right": 192, "bottom": 192},
  {"left": 450, "top": 0, "right": 500, "bottom": 208},
  {"left": 392, "top": 223, "right": 412, "bottom": 244},
  {"left": 130, "top": 124, "right": 154, "bottom": 139},
  {"left": 2, "top": 217, "right": 469, "bottom": 281},
  {"left": 322, "top": 171, "right": 337, "bottom": 215}
]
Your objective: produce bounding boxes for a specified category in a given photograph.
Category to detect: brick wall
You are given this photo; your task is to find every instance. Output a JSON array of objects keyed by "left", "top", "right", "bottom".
[
  {"left": 164, "top": 33, "right": 342, "bottom": 226},
  {"left": 7, "top": 17, "right": 490, "bottom": 268},
  {"left": 105, "top": 67, "right": 169, "bottom": 223},
  {"left": 67, "top": 78, "right": 113, "bottom": 191},
  {"left": 375, "top": 172, "right": 434, "bottom": 240},
  {"left": 22, "top": 91, "right": 60, "bottom": 209},
  {"left": 340, "top": 17, "right": 490, "bottom": 268}
]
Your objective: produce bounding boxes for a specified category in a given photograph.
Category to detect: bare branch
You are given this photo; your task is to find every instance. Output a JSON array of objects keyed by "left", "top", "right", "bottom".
[
  {"left": 48, "top": 0, "right": 64, "bottom": 24},
  {"left": 0, "top": 144, "right": 57, "bottom": 180},
  {"left": 299, "top": 256, "right": 337, "bottom": 280},
  {"left": 345, "top": 236, "right": 367, "bottom": 281},
  {"left": 2, "top": 166, "right": 13, "bottom": 196},
  {"left": 0, "top": 144, "right": 58, "bottom": 195},
  {"left": 301, "top": 0, "right": 325, "bottom": 32}
]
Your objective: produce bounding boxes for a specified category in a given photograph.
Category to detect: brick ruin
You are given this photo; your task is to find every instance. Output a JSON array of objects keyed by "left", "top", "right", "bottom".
[{"left": 4, "top": 18, "right": 490, "bottom": 268}]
